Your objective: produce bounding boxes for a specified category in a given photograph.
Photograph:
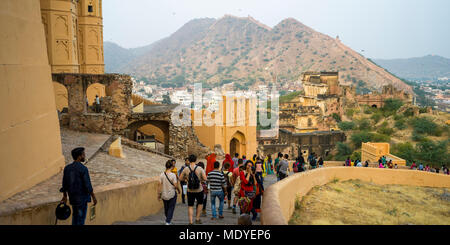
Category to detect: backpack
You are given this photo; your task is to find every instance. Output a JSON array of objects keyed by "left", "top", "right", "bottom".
[
  {"left": 187, "top": 166, "right": 200, "bottom": 190},
  {"left": 223, "top": 171, "right": 231, "bottom": 187}
]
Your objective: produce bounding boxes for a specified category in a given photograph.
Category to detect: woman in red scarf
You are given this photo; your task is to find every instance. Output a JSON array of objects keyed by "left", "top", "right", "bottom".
[
  {"left": 222, "top": 154, "right": 234, "bottom": 172},
  {"left": 206, "top": 153, "right": 216, "bottom": 175}
]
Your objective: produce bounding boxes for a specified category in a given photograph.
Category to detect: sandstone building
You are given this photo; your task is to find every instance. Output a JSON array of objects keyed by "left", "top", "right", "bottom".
[
  {"left": 192, "top": 95, "right": 258, "bottom": 158},
  {"left": 40, "top": 0, "right": 104, "bottom": 74},
  {"left": 279, "top": 72, "right": 343, "bottom": 133},
  {"left": 0, "top": 0, "right": 65, "bottom": 202},
  {"left": 361, "top": 142, "right": 406, "bottom": 166},
  {"left": 356, "top": 84, "right": 413, "bottom": 108},
  {"left": 41, "top": 0, "right": 106, "bottom": 112}
]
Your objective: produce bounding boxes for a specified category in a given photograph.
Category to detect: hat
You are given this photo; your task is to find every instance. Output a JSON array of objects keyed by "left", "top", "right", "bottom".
[{"left": 55, "top": 203, "right": 71, "bottom": 220}]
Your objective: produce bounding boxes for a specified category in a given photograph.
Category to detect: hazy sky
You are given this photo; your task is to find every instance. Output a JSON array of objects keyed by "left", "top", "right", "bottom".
[{"left": 103, "top": 0, "right": 450, "bottom": 59}]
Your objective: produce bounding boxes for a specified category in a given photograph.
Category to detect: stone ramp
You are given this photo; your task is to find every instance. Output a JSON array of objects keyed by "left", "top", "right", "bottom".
[
  {"left": 60, "top": 128, "right": 112, "bottom": 164},
  {"left": 114, "top": 175, "right": 278, "bottom": 225}
]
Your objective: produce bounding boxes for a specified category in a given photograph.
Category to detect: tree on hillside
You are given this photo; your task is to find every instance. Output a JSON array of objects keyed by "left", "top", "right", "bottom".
[{"left": 382, "top": 98, "right": 403, "bottom": 115}]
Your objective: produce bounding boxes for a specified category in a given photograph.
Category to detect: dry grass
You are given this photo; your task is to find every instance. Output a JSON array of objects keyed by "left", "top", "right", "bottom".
[{"left": 289, "top": 179, "right": 450, "bottom": 225}]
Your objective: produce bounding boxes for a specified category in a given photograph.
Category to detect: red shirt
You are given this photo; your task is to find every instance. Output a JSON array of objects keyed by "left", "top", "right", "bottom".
[{"left": 240, "top": 171, "right": 254, "bottom": 193}]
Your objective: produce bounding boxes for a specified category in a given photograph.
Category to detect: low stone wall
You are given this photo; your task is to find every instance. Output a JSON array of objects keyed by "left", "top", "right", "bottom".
[
  {"left": 261, "top": 167, "right": 450, "bottom": 225},
  {"left": 0, "top": 177, "right": 173, "bottom": 225}
]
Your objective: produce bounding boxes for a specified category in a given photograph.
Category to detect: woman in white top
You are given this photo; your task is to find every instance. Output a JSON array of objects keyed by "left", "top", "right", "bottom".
[{"left": 158, "top": 160, "right": 181, "bottom": 225}]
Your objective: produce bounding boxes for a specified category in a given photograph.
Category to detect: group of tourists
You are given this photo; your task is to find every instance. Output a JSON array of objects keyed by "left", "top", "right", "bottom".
[
  {"left": 158, "top": 152, "right": 288, "bottom": 225},
  {"left": 291, "top": 152, "right": 325, "bottom": 174},
  {"left": 376, "top": 156, "right": 398, "bottom": 169},
  {"left": 410, "top": 162, "right": 450, "bottom": 174}
]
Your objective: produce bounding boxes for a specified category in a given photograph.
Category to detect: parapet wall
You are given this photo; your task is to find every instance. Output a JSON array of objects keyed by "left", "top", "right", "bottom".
[
  {"left": 261, "top": 167, "right": 450, "bottom": 225},
  {"left": 0, "top": 177, "right": 172, "bottom": 225}
]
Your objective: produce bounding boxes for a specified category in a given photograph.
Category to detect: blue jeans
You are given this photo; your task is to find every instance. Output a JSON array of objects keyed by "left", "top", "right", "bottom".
[
  {"left": 163, "top": 195, "right": 177, "bottom": 224},
  {"left": 210, "top": 191, "right": 224, "bottom": 218},
  {"left": 72, "top": 203, "right": 88, "bottom": 225}
]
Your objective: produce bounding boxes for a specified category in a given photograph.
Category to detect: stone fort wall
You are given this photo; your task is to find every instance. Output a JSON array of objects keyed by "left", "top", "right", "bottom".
[{"left": 261, "top": 167, "right": 450, "bottom": 225}]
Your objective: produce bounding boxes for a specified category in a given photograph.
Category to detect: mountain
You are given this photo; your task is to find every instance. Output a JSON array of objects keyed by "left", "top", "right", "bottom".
[
  {"left": 105, "top": 15, "right": 412, "bottom": 93},
  {"left": 373, "top": 55, "right": 450, "bottom": 81},
  {"left": 104, "top": 41, "right": 156, "bottom": 73}
]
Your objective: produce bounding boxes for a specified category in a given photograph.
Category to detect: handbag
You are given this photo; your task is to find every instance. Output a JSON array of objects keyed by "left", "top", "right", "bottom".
[{"left": 244, "top": 190, "right": 256, "bottom": 199}]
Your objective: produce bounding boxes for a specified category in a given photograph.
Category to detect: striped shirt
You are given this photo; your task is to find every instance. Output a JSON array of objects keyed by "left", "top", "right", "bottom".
[{"left": 207, "top": 170, "right": 226, "bottom": 192}]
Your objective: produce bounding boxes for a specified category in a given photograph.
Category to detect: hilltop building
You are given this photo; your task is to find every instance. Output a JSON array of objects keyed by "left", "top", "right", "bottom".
[{"left": 279, "top": 72, "right": 343, "bottom": 133}]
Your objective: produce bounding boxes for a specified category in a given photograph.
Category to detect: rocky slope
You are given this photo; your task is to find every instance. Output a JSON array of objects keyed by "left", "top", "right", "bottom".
[{"left": 106, "top": 15, "right": 412, "bottom": 93}]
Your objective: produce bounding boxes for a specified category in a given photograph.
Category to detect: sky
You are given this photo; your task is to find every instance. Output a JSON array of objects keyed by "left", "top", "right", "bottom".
[{"left": 103, "top": 0, "right": 450, "bottom": 59}]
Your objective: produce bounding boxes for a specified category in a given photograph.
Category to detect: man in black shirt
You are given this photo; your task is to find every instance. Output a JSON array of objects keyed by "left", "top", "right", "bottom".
[{"left": 60, "top": 147, "right": 97, "bottom": 225}]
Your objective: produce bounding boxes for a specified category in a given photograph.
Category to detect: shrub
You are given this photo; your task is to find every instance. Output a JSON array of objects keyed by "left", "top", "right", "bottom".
[
  {"left": 415, "top": 140, "right": 449, "bottom": 167},
  {"left": 410, "top": 117, "right": 441, "bottom": 136},
  {"left": 371, "top": 112, "right": 383, "bottom": 124},
  {"left": 350, "top": 131, "right": 373, "bottom": 148},
  {"left": 336, "top": 142, "right": 352, "bottom": 160},
  {"left": 332, "top": 113, "right": 342, "bottom": 122},
  {"left": 403, "top": 108, "right": 415, "bottom": 117},
  {"left": 395, "top": 119, "right": 407, "bottom": 130},
  {"left": 391, "top": 142, "right": 415, "bottom": 164},
  {"left": 411, "top": 132, "right": 429, "bottom": 142},
  {"left": 363, "top": 106, "right": 373, "bottom": 114},
  {"left": 350, "top": 151, "right": 361, "bottom": 161},
  {"left": 377, "top": 127, "right": 394, "bottom": 136},
  {"left": 382, "top": 98, "right": 404, "bottom": 115},
  {"left": 338, "top": 121, "right": 356, "bottom": 131},
  {"left": 393, "top": 114, "right": 404, "bottom": 121},
  {"left": 371, "top": 133, "right": 391, "bottom": 142},
  {"left": 346, "top": 108, "right": 355, "bottom": 118},
  {"left": 358, "top": 119, "right": 372, "bottom": 131}
]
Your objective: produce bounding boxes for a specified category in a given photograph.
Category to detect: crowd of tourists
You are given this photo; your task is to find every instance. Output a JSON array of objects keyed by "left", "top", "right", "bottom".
[
  {"left": 409, "top": 161, "right": 449, "bottom": 174},
  {"left": 158, "top": 152, "right": 301, "bottom": 225}
]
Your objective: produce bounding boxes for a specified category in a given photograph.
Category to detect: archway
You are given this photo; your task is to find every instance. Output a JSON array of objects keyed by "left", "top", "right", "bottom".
[
  {"left": 230, "top": 138, "right": 240, "bottom": 157},
  {"left": 127, "top": 120, "right": 170, "bottom": 155},
  {"left": 229, "top": 131, "right": 246, "bottom": 157},
  {"left": 52, "top": 82, "right": 68, "bottom": 113},
  {"left": 86, "top": 83, "right": 106, "bottom": 112},
  {"left": 371, "top": 104, "right": 378, "bottom": 108}
]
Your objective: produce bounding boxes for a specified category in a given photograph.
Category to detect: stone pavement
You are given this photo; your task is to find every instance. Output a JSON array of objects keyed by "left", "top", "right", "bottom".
[
  {"left": 60, "top": 128, "right": 111, "bottom": 164},
  {"left": 114, "top": 174, "right": 278, "bottom": 225}
]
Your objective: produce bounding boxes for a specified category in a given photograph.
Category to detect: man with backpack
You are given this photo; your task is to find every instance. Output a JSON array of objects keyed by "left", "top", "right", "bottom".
[
  {"left": 179, "top": 154, "right": 207, "bottom": 225},
  {"left": 178, "top": 158, "right": 189, "bottom": 204},
  {"left": 274, "top": 152, "right": 283, "bottom": 181}
]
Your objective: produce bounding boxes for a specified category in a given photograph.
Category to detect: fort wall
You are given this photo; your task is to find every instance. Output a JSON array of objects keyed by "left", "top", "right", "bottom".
[{"left": 261, "top": 167, "right": 450, "bottom": 225}]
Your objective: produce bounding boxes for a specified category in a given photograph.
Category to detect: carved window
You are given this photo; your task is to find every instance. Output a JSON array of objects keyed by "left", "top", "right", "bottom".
[{"left": 88, "top": 5, "right": 94, "bottom": 13}]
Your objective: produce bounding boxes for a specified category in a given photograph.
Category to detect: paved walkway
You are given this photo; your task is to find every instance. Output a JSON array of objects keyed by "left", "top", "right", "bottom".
[{"left": 114, "top": 174, "right": 278, "bottom": 225}]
